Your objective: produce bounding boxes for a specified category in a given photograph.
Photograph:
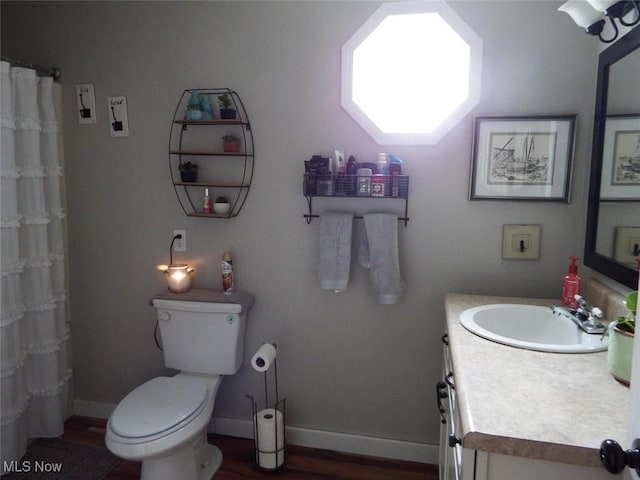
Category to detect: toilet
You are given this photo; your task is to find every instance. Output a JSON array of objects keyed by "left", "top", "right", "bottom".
[{"left": 105, "top": 289, "right": 254, "bottom": 480}]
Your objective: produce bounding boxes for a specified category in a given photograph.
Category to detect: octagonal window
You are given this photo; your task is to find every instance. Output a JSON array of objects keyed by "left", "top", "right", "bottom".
[{"left": 342, "top": 1, "right": 483, "bottom": 145}]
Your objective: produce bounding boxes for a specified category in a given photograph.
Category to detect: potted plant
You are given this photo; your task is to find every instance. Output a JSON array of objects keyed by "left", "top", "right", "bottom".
[
  {"left": 213, "top": 195, "right": 231, "bottom": 215},
  {"left": 185, "top": 92, "right": 202, "bottom": 120},
  {"left": 607, "top": 291, "right": 637, "bottom": 385},
  {"left": 222, "top": 134, "right": 241, "bottom": 153},
  {"left": 178, "top": 161, "right": 198, "bottom": 182},
  {"left": 217, "top": 93, "right": 236, "bottom": 119}
]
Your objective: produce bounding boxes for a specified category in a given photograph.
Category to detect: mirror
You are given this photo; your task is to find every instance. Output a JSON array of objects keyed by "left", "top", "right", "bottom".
[{"left": 585, "top": 26, "right": 640, "bottom": 289}]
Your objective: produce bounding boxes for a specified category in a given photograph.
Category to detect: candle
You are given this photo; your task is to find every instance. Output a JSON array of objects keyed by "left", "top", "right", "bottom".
[{"left": 158, "top": 264, "right": 194, "bottom": 293}]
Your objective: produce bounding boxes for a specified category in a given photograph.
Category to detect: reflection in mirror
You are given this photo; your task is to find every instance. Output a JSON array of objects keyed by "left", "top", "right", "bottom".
[{"left": 585, "top": 26, "right": 640, "bottom": 289}]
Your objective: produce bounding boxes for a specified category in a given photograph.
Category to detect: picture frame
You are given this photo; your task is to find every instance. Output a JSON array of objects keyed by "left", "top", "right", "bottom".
[
  {"left": 469, "top": 115, "right": 576, "bottom": 202},
  {"left": 599, "top": 114, "right": 640, "bottom": 201}
]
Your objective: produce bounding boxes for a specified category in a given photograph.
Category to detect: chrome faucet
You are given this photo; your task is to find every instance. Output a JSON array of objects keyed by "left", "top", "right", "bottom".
[{"left": 550, "top": 295, "right": 605, "bottom": 334}]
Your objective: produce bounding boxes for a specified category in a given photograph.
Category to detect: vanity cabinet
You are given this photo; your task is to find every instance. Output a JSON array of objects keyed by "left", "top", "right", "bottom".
[
  {"left": 436, "top": 294, "right": 629, "bottom": 480},
  {"left": 169, "top": 88, "right": 254, "bottom": 218},
  {"left": 439, "top": 333, "right": 614, "bottom": 480},
  {"left": 440, "top": 293, "right": 627, "bottom": 480}
]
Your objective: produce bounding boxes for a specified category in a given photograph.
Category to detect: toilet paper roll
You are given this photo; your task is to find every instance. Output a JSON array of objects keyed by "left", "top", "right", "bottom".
[
  {"left": 251, "top": 343, "right": 277, "bottom": 372},
  {"left": 258, "top": 449, "right": 284, "bottom": 470},
  {"left": 255, "top": 408, "right": 285, "bottom": 469}
]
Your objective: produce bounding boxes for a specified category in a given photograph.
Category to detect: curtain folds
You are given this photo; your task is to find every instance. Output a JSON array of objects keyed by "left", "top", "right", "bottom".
[{"left": 0, "top": 61, "right": 71, "bottom": 474}]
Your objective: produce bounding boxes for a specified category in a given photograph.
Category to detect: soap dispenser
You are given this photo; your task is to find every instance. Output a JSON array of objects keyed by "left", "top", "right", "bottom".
[{"left": 562, "top": 256, "right": 580, "bottom": 309}]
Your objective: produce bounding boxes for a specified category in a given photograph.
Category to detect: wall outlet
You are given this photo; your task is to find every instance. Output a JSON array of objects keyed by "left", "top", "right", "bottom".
[
  {"left": 614, "top": 227, "right": 640, "bottom": 264},
  {"left": 173, "top": 229, "right": 186, "bottom": 252},
  {"left": 502, "top": 224, "right": 541, "bottom": 260}
]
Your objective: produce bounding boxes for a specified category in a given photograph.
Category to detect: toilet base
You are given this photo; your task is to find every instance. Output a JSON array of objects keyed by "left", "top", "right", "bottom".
[{"left": 140, "top": 432, "right": 222, "bottom": 480}]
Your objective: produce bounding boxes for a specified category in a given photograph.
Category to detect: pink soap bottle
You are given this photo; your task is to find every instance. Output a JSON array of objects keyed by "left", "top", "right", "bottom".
[{"left": 562, "top": 256, "right": 580, "bottom": 309}]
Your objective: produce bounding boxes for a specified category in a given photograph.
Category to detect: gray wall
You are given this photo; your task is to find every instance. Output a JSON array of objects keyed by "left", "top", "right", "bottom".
[{"left": 1, "top": 1, "right": 599, "bottom": 447}]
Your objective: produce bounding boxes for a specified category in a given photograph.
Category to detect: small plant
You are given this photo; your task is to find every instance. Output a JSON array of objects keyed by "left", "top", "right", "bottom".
[
  {"left": 179, "top": 161, "right": 198, "bottom": 172},
  {"left": 222, "top": 134, "right": 241, "bottom": 153},
  {"left": 217, "top": 93, "right": 236, "bottom": 119},
  {"left": 616, "top": 291, "right": 637, "bottom": 334},
  {"left": 213, "top": 195, "right": 231, "bottom": 214},
  {"left": 217, "top": 94, "right": 232, "bottom": 109},
  {"left": 178, "top": 161, "right": 198, "bottom": 182}
]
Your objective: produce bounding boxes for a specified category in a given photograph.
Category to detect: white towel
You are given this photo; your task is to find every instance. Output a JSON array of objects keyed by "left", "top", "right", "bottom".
[
  {"left": 358, "top": 214, "right": 406, "bottom": 304},
  {"left": 318, "top": 212, "right": 353, "bottom": 292}
]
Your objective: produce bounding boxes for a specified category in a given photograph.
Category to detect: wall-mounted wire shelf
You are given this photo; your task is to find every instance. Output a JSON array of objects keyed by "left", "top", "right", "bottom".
[
  {"left": 303, "top": 173, "right": 410, "bottom": 226},
  {"left": 169, "top": 88, "right": 254, "bottom": 218}
]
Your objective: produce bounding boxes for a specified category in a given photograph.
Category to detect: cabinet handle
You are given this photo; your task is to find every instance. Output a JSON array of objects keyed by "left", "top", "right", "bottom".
[
  {"left": 445, "top": 372, "right": 455, "bottom": 389},
  {"left": 441, "top": 333, "right": 449, "bottom": 346},
  {"left": 600, "top": 438, "right": 640, "bottom": 474},
  {"left": 449, "top": 434, "right": 462, "bottom": 447},
  {"left": 436, "top": 381, "right": 448, "bottom": 424}
]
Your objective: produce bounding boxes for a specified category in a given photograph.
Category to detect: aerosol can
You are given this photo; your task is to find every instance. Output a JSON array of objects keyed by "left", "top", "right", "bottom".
[{"left": 222, "top": 252, "right": 234, "bottom": 294}]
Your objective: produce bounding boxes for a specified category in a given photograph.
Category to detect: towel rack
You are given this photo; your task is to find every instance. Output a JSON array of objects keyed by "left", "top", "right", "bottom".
[
  {"left": 303, "top": 174, "right": 410, "bottom": 227},
  {"left": 303, "top": 213, "right": 409, "bottom": 226}
]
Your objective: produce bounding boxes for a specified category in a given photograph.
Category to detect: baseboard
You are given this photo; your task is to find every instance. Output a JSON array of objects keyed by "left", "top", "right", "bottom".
[
  {"left": 73, "top": 399, "right": 116, "bottom": 419},
  {"left": 74, "top": 399, "right": 437, "bottom": 465},
  {"left": 213, "top": 416, "right": 437, "bottom": 464}
]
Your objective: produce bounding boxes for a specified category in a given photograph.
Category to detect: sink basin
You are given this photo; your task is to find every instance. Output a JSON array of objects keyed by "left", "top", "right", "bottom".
[{"left": 459, "top": 304, "right": 608, "bottom": 353}]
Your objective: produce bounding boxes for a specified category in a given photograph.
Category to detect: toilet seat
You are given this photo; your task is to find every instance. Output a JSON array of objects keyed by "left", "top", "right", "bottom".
[{"left": 110, "top": 376, "right": 208, "bottom": 440}]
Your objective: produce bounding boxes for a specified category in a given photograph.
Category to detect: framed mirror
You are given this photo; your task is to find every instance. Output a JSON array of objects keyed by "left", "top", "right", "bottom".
[{"left": 584, "top": 26, "right": 640, "bottom": 289}]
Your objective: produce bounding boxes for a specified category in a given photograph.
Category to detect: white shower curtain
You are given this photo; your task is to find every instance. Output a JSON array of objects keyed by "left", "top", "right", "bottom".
[{"left": 0, "top": 61, "right": 71, "bottom": 473}]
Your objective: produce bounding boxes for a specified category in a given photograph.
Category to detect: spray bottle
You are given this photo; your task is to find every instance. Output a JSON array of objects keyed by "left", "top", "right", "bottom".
[
  {"left": 562, "top": 256, "right": 580, "bottom": 309},
  {"left": 222, "top": 252, "right": 234, "bottom": 294},
  {"left": 203, "top": 188, "right": 212, "bottom": 214}
]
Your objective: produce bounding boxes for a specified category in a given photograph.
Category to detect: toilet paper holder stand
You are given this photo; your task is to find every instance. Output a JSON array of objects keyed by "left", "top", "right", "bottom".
[{"left": 247, "top": 344, "right": 287, "bottom": 472}]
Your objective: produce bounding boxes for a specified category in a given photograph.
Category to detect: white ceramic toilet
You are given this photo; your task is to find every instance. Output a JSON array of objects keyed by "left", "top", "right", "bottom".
[{"left": 105, "top": 289, "right": 254, "bottom": 480}]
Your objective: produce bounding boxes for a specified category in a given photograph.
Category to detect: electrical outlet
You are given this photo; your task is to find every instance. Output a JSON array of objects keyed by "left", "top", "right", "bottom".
[
  {"left": 173, "top": 229, "right": 186, "bottom": 252},
  {"left": 614, "top": 227, "right": 640, "bottom": 264},
  {"left": 502, "top": 224, "right": 541, "bottom": 260}
]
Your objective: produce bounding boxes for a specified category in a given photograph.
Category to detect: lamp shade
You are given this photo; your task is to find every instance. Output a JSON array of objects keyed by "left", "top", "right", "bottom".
[
  {"left": 585, "top": 0, "right": 619, "bottom": 12},
  {"left": 559, "top": 0, "right": 603, "bottom": 27}
]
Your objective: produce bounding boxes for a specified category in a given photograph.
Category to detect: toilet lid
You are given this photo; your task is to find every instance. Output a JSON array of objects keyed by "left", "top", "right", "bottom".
[{"left": 110, "top": 376, "right": 208, "bottom": 438}]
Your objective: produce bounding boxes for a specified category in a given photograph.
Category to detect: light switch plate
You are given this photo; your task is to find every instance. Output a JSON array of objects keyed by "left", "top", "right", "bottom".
[
  {"left": 502, "top": 224, "right": 541, "bottom": 260},
  {"left": 613, "top": 227, "right": 640, "bottom": 265}
]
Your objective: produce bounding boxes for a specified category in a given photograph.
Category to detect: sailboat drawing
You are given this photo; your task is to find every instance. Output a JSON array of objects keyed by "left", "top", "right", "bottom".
[
  {"left": 613, "top": 133, "right": 640, "bottom": 184},
  {"left": 489, "top": 134, "right": 551, "bottom": 185}
]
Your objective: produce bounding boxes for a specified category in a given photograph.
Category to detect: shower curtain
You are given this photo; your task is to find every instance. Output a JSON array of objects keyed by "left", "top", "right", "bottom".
[{"left": 0, "top": 61, "right": 71, "bottom": 473}]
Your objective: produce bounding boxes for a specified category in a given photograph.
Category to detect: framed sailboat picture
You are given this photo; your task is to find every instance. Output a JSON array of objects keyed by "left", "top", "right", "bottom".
[
  {"left": 599, "top": 114, "right": 640, "bottom": 200},
  {"left": 469, "top": 115, "right": 576, "bottom": 202}
]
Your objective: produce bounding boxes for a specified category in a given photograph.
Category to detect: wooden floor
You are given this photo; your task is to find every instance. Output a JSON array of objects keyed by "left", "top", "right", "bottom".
[{"left": 64, "top": 416, "right": 438, "bottom": 480}]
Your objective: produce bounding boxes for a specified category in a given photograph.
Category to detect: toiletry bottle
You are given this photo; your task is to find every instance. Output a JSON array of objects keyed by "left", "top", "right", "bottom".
[
  {"left": 335, "top": 152, "right": 345, "bottom": 174},
  {"left": 389, "top": 155, "right": 404, "bottom": 197},
  {"left": 376, "top": 153, "right": 388, "bottom": 175},
  {"left": 203, "top": 188, "right": 212, "bottom": 214},
  {"left": 356, "top": 168, "right": 372, "bottom": 196},
  {"left": 346, "top": 155, "right": 358, "bottom": 195},
  {"left": 222, "top": 252, "right": 234, "bottom": 294},
  {"left": 562, "top": 256, "right": 580, "bottom": 309}
]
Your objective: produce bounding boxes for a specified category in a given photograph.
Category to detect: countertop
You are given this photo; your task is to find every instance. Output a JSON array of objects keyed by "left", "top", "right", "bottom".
[{"left": 444, "top": 293, "right": 630, "bottom": 468}]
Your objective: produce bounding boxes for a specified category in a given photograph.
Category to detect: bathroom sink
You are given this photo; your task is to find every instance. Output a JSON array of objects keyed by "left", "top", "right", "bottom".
[{"left": 459, "top": 304, "right": 608, "bottom": 353}]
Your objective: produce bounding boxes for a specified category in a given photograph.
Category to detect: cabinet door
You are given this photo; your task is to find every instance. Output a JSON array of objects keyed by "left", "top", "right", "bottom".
[{"left": 441, "top": 338, "right": 463, "bottom": 480}]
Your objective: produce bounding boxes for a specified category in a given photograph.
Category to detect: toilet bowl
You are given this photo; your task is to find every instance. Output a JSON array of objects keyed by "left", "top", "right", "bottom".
[
  {"left": 106, "top": 374, "right": 223, "bottom": 480},
  {"left": 105, "top": 290, "right": 254, "bottom": 480}
]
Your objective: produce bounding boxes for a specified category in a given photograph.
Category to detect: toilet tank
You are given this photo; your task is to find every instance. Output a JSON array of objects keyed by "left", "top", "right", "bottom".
[{"left": 152, "top": 290, "right": 254, "bottom": 375}]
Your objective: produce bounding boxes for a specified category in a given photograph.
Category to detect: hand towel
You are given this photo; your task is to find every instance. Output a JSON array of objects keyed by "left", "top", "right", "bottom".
[
  {"left": 318, "top": 212, "right": 353, "bottom": 292},
  {"left": 358, "top": 213, "right": 406, "bottom": 304}
]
